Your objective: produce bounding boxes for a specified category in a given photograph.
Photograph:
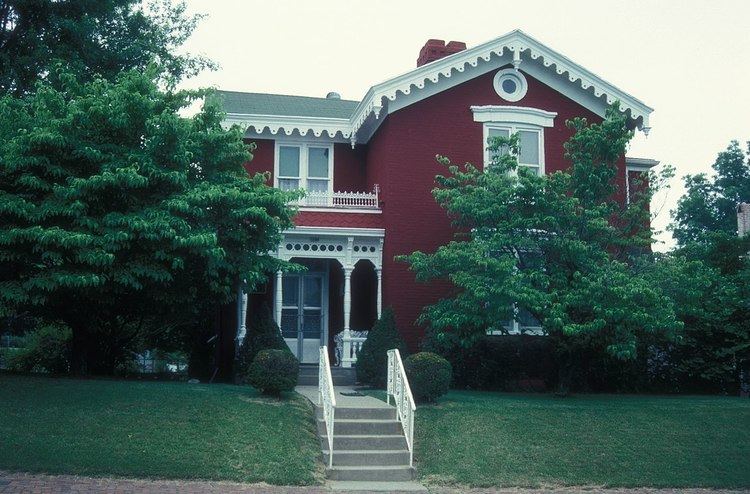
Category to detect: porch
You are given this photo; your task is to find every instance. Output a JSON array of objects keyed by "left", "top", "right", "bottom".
[{"left": 238, "top": 226, "right": 384, "bottom": 367}]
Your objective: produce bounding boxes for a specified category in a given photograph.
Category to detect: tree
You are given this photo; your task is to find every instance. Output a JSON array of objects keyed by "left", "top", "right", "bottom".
[
  {"left": 0, "top": 0, "right": 210, "bottom": 95},
  {"left": 356, "top": 308, "right": 407, "bottom": 388},
  {"left": 0, "top": 66, "right": 297, "bottom": 373},
  {"left": 401, "top": 104, "right": 681, "bottom": 394},
  {"left": 671, "top": 141, "right": 750, "bottom": 245},
  {"left": 666, "top": 141, "right": 750, "bottom": 392}
]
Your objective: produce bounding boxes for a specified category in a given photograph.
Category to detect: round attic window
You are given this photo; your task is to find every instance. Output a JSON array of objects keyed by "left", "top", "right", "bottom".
[{"left": 493, "top": 69, "right": 528, "bottom": 102}]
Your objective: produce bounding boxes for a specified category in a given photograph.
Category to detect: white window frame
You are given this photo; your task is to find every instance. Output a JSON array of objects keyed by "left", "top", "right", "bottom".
[
  {"left": 483, "top": 123, "right": 545, "bottom": 176},
  {"left": 472, "top": 106, "right": 556, "bottom": 176},
  {"left": 273, "top": 140, "right": 334, "bottom": 196}
]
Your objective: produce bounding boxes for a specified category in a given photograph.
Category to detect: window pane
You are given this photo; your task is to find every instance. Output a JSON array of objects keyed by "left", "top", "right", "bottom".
[
  {"left": 306, "top": 179, "right": 328, "bottom": 193},
  {"left": 303, "top": 277, "right": 322, "bottom": 307},
  {"left": 519, "top": 165, "right": 541, "bottom": 176},
  {"left": 308, "top": 147, "right": 329, "bottom": 178},
  {"left": 280, "top": 309, "right": 298, "bottom": 338},
  {"left": 282, "top": 276, "right": 299, "bottom": 306},
  {"left": 279, "top": 146, "right": 300, "bottom": 177},
  {"left": 488, "top": 127, "right": 510, "bottom": 160},
  {"left": 302, "top": 309, "right": 321, "bottom": 338},
  {"left": 518, "top": 307, "right": 541, "bottom": 328},
  {"left": 518, "top": 130, "right": 539, "bottom": 165},
  {"left": 279, "top": 178, "right": 299, "bottom": 191}
]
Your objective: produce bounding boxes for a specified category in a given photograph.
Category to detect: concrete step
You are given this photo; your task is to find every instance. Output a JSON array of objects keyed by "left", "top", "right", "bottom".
[
  {"left": 320, "top": 419, "right": 403, "bottom": 436},
  {"left": 323, "top": 449, "right": 410, "bottom": 466},
  {"left": 326, "top": 465, "right": 415, "bottom": 482},
  {"left": 332, "top": 434, "right": 408, "bottom": 450},
  {"left": 298, "top": 366, "right": 356, "bottom": 386},
  {"left": 317, "top": 406, "right": 397, "bottom": 421}
]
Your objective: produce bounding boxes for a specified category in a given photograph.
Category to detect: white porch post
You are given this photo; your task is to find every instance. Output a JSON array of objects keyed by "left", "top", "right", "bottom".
[
  {"left": 376, "top": 267, "right": 382, "bottom": 319},
  {"left": 235, "top": 283, "right": 248, "bottom": 352},
  {"left": 342, "top": 265, "right": 353, "bottom": 367},
  {"left": 274, "top": 270, "right": 283, "bottom": 326}
]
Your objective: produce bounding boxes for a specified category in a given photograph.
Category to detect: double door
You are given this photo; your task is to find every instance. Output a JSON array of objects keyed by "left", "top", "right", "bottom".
[{"left": 280, "top": 273, "right": 327, "bottom": 364}]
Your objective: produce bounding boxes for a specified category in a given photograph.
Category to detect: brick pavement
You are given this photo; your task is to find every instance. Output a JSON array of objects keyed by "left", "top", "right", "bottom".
[{"left": 1, "top": 471, "right": 748, "bottom": 494}]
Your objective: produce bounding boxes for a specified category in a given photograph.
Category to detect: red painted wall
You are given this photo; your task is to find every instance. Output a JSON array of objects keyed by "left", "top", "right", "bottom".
[
  {"left": 371, "top": 69, "right": 622, "bottom": 350},
  {"left": 243, "top": 68, "right": 635, "bottom": 351}
]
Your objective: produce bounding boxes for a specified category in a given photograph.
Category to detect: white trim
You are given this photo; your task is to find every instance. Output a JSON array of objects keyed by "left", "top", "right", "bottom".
[
  {"left": 285, "top": 226, "right": 385, "bottom": 238},
  {"left": 472, "top": 106, "right": 557, "bottom": 127},
  {"left": 625, "top": 156, "right": 659, "bottom": 172},
  {"left": 274, "top": 140, "right": 334, "bottom": 197},
  {"left": 298, "top": 207, "right": 382, "bottom": 214},
  {"left": 223, "top": 113, "right": 351, "bottom": 139},
  {"left": 493, "top": 69, "right": 528, "bottom": 102},
  {"left": 222, "top": 30, "right": 654, "bottom": 142}
]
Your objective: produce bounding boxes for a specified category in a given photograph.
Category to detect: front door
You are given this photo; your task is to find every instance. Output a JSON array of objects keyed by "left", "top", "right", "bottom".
[{"left": 280, "top": 273, "right": 326, "bottom": 364}]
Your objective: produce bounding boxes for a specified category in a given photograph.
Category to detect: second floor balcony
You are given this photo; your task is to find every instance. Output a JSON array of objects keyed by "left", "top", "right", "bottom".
[{"left": 292, "top": 186, "right": 380, "bottom": 211}]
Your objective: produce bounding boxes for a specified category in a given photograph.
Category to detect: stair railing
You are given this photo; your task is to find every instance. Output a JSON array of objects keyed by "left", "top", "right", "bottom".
[
  {"left": 386, "top": 348, "right": 416, "bottom": 467},
  {"left": 318, "top": 346, "right": 336, "bottom": 468}
]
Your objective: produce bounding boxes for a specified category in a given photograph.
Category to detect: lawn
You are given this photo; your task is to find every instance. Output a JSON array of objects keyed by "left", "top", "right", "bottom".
[
  {"left": 414, "top": 391, "right": 750, "bottom": 488},
  {"left": 0, "top": 374, "right": 322, "bottom": 485}
]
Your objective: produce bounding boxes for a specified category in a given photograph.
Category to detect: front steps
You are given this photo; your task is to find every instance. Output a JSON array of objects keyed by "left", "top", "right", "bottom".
[
  {"left": 315, "top": 401, "right": 415, "bottom": 482},
  {"left": 298, "top": 365, "right": 355, "bottom": 386}
]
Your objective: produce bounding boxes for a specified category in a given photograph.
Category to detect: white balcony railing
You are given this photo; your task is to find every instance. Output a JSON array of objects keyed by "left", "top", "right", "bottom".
[{"left": 300, "top": 186, "right": 379, "bottom": 209}]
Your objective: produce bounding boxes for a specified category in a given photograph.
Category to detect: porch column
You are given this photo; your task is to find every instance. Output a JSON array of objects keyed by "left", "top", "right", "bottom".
[
  {"left": 342, "top": 266, "right": 353, "bottom": 367},
  {"left": 235, "top": 284, "right": 248, "bottom": 352},
  {"left": 274, "top": 270, "right": 283, "bottom": 327},
  {"left": 376, "top": 267, "right": 382, "bottom": 319}
]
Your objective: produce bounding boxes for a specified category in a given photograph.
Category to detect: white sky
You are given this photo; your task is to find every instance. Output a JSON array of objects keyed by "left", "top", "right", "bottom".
[{"left": 180, "top": 0, "right": 750, "bottom": 251}]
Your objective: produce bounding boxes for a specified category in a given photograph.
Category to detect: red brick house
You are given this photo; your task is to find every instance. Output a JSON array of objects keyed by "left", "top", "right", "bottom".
[{"left": 220, "top": 30, "right": 656, "bottom": 366}]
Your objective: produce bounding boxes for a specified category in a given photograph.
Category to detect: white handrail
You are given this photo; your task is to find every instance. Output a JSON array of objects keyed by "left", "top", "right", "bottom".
[
  {"left": 386, "top": 349, "right": 416, "bottom": 467},
  {"left": 299, "top": 186, "right": 380, "bottom": 209},
  {"left": 318, "top": 346, "right": 336, "bottom": 468}
]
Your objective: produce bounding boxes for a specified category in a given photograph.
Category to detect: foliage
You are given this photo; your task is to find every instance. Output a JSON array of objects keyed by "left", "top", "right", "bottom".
[
  {"left": 0, "top": 67, "right": 297, "bottom": 374},
  {"left": 671, "top": 141, "right": 750, "bottom": 244},
  {"left": 422, "top": 330, "right": 555, "bottom": 391},
  {"left": 664, "top": 141, "right": 750, "bottom": 392},
  {"left": 0, "top": 0, "right": 211, "bottom": 95},
  {"left": 236, "top": 304, "right": 290, "bottom": 382},
  {"left": 356, "top": 308, "right": 407, "bottom": 388},
  {"left": 414, "top": 390, "right": 750, "bottom": 488},
  {"left": 5, "top": 321, "right": 72, "bottom": 373},
  {"left": 0, "top": 374, "right": 320, "bottom": 484},
  {"left": 403, "top": 352, "right": 452, "bottom": 402},
  {"left": 246, "top": 349, "right": 299, "bottom": 396},
  {"left": 401, "top": 104, "right": 681, "bottom": 393}
]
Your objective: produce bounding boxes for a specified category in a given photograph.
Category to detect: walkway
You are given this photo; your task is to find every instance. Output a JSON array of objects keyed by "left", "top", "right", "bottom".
[{"left": 2, "top": 472, "right": 748, "bottom": 494}]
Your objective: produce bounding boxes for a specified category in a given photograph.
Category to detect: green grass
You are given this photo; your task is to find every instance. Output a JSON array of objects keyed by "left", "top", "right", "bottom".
[
  {"left": 414, "top": 391, "right": 750, "bottom": 488},
  {"left": 0, "top": 374, "right": 322, "bottom": 485}
]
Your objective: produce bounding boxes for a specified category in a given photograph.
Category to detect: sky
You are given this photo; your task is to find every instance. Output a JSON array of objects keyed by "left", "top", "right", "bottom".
[{"left": 179, "top": 0, "right": 750, "bottom": 251}]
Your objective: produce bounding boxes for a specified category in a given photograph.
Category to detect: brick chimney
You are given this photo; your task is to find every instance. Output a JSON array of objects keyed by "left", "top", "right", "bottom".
[
  {"left": 417, "top": 39, "right": 467, "bottom": 67},
  {"left": 738, "top": 203, "right": 750, "bottom": 237}
]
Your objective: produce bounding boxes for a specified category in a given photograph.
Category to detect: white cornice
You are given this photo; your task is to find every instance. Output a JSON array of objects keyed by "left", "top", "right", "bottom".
[
  {"left": 471, "top": 106, "right": 557, "bottom": 127},
  {"left": 223, "top": 113, "right": 352, "bottom": 139},
  {"left": 223, "top": 30, "right": 654, "bottom": 143},
  {"left": 625, "top": 156, "right": 659, "bottom": 171},
  {"left": 285, "top": 226, "right": 385, "bottom": 237}
]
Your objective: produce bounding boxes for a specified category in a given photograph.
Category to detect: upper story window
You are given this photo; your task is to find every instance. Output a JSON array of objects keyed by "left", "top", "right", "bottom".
[
  {"left": 471, "top": 106, "right": 557, "bottom": 177},
  {"left": 275, "top": 142, "right": 333, "bottom": 194},
  {"left": 485, "top": 124, "right": 543, "bottom": 176}
]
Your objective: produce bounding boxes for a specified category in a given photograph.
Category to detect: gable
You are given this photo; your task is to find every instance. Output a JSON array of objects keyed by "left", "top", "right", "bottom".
[{"left": 221, "top": 30, "right": 653, "bottom": 144}]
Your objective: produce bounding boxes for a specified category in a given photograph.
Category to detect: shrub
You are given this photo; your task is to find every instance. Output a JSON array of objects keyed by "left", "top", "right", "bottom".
[
  {"left": 422, "top": 329, "right": 556, "bottom": 391},
  {"left": 6, "top": 322, "right": 72, "bottom": 374},
  {"left": 236, "top": 303, "right": 290, "bottom": 382},
  {"left": 403, "top": 352, "right": 452, "bottom": 403},
  {"left": 246, "top": 349, "right": 299, "bottom": 395},
  {"left": 356, "top": 308, "right": 407, "bottom": 387}
]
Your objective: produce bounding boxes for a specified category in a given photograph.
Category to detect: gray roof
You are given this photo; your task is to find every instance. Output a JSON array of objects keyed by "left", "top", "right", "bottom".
[{"left": 214, "top": 90, "right": 359, "bottom": 119}]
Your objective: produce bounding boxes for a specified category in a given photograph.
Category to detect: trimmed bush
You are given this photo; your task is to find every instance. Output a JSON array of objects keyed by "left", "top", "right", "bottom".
[
  {"left": 6, "top": 322, "right": 72, "bottom": 374},
  {"left": 403, "top": 352, "right": 452, "bottom": 403},
  {"left": 247, "top": 349, "right": 299, "bottom": 395},
  {"left": 236, "top": 303, "right": 291, "bottom": 382},
  {"left": 356, "top": 308, "right": 407, "bottom": 388}
]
